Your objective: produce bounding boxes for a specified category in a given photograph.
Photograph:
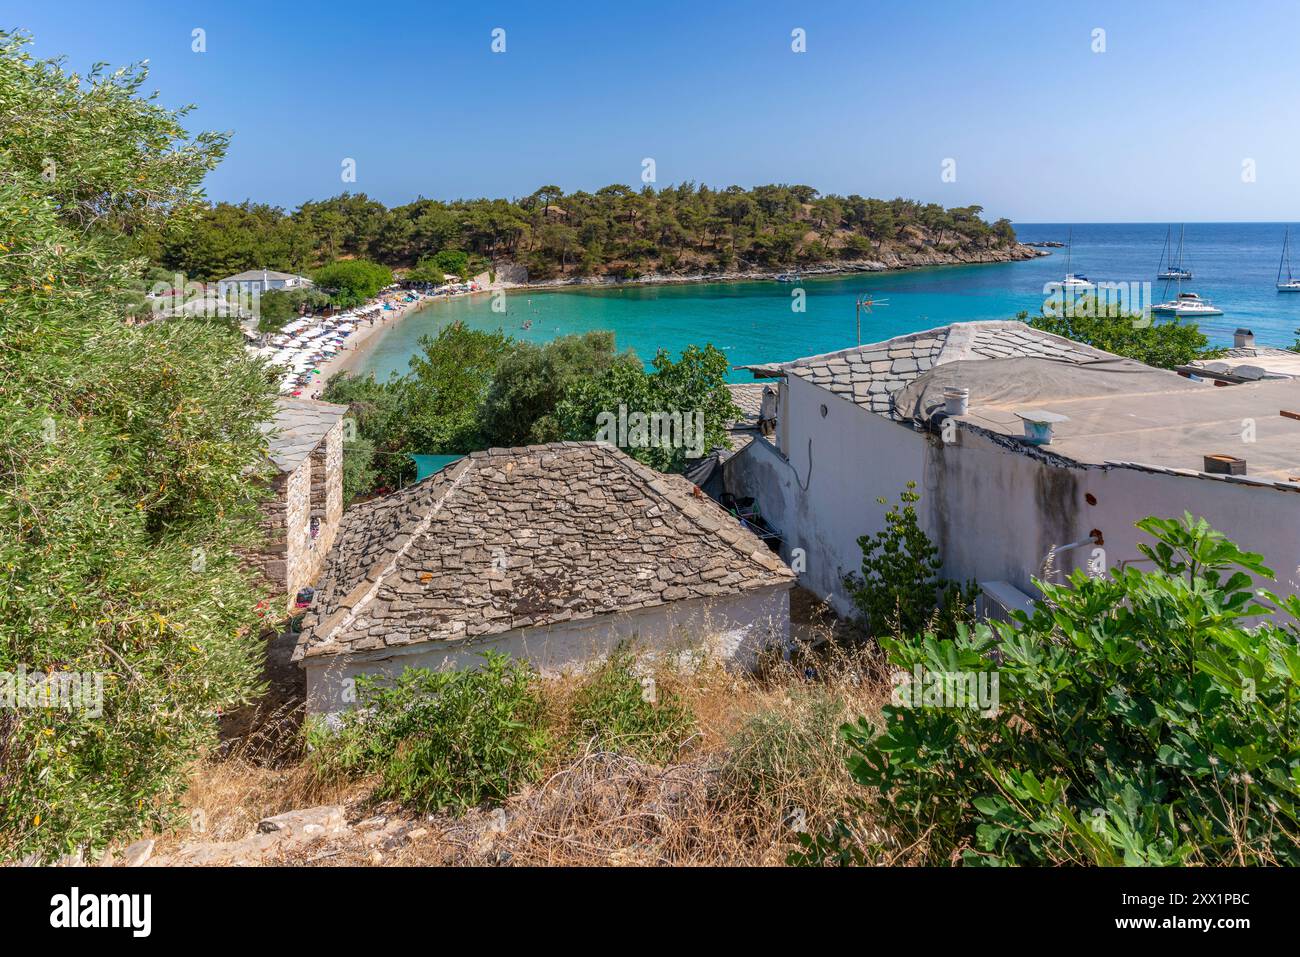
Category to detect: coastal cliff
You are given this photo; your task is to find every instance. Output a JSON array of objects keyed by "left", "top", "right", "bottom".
[{"left": 492, "top": 242, "right": 1045, "bottom": 289}]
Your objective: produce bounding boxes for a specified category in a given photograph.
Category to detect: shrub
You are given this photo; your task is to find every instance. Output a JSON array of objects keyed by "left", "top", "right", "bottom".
[
  {"left": 810, "top": 514, "right": 1300, "bottom": 866},
  {"left": 256, "top": 287, "right": 331, "bottom": 333},
  {"left": 554, "top": 344, "right": 742, "bottom": 473},
  {"left": 716, "top": 688, "right": 850, "bottom": 831},
  {"left": 843, "top": 483, "right": 977, "bottom": 640},
  {"left": 566, "top": 648, "right": 696, "bottom": 763},
  {"left": 0, "top": 35, "right": 271, "bottom": 862},
  {"left": 407, "top": 249, "right": 471, "bottom": 283},
  {"left": 306, "top": 653, "right": 549, "bottom": 812},
  {"left": 1024, "top": 307, "right": 1218, "bottom": 369},
  {"left": 312, "top": 259, "right": 393, "bottom": 308}
]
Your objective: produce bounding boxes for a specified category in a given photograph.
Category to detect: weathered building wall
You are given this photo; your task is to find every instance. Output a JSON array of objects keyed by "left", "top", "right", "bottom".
[
  {"left": 302, "top": 419, "right": 345, "bottom": 592},
  {"left": 255, "top": 471, "right": 291, "bottom": 589},
  {"left": 253, "top": 418, "right": 346, "bottom": 612},
  {"left": 727, "top": 374, "right": 1300, "bottom": 618},
  {"left": 725, "top": 374, "right": 926, "bottom": 616},
  {"left": 932, "top": 427, "right": 1300, "bottom": 600},
  {"left": 250, "top": 458, "right": 312, "bottom": 611},
  {"left": 304, "top": 584, "right": 792, "bottom": 714}
]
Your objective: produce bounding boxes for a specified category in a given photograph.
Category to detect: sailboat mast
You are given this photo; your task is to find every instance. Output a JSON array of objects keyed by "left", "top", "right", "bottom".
[{"left": 1280, "top": 227, "right": 1291, "bottom": 284}]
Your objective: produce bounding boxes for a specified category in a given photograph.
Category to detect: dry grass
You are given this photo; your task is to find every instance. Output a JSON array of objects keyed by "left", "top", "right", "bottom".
[
  {"left": 152, "top": 605, "right": 901, "bottom": 866},
  {"left": 154, "top": 699, "right": 370, "bottom": 856}
]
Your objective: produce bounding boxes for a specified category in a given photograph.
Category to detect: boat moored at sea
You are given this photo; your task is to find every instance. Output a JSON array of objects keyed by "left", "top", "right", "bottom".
[
  {"left": 1061, "top": 227, "right": 1094, "bottom": 289},
  {"left": 1157, "top": 225, "right": 1193, "bottom": 280},
  {"left": 1151, "top": 291, "right": 1224, "bottom": 317},
  {"left": 1277, "top": 227, "right": 1300, "bottom": 292}
]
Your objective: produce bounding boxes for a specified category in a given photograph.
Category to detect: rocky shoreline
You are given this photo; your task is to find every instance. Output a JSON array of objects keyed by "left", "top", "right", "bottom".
[{"left": 494, "top": 243, "right": 1046, "bottom": 291}]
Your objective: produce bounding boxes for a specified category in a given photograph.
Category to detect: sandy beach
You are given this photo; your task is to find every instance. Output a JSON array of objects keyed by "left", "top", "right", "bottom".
[
  {"left": 297, "top": 278, "right": 509, "bottom": 395},
  {"left": 301, "top": 295, "right": 434, "bottom": 394}
]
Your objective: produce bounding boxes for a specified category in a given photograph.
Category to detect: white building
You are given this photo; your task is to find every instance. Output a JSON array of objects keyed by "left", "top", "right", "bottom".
[
  {"left": 294, "top": 442, "right": 794, "bottom": 714},
  {"left": 216, "top": 269, "right": 314, "bottom": 299},
  {"left": 726, "top": 320, "right": 1300, "bottom": 619}
]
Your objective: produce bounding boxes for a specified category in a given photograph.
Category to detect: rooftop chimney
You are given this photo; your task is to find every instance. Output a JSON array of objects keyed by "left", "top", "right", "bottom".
[
  {"left": 1015, "top": 409, "right": 1069, "bottom": 446},
  {"left": 1234, "top": 328, "right": 1255, "bottom": 349},
  {"left": 1204, "top": 454, "right": 1246, "bottom": 476}
]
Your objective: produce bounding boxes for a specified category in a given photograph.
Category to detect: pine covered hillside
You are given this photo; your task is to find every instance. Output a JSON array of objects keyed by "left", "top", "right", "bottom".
[{"left": 155, "top": 185, "right": 1034, "bottom": 285}]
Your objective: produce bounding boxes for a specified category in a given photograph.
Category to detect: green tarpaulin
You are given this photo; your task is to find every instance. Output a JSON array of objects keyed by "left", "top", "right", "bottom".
[{"left": 409, "top": 454, "right": 464, "bottom": 482}]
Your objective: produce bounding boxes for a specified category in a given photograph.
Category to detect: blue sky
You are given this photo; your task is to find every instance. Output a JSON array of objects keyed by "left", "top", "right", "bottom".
[{"left": 7, "top": 0, "right": 1298, "bottom": 221}]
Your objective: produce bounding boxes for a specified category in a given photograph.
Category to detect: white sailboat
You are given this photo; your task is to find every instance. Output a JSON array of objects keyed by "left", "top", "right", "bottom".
[
  {"left": 1152, "top": 290, "right": 1224, "bottom": 317},
  {"left": 1277, "top": 227, "right": 1300, "bottom": 292},
  {"left": 1061, "top": 227, "right": 1093, "bottom": 289},
  {"left": 1153, "top": 226, "right": 1222, "bottom": 316},
  {"left": 1157, "top": 225, "right": 1193, "bottom": 281}
]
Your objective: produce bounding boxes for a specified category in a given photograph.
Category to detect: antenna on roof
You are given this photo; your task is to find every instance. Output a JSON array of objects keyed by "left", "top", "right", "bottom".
[{"left": 855, "top": 294, "right": 889, "bottom": 346}]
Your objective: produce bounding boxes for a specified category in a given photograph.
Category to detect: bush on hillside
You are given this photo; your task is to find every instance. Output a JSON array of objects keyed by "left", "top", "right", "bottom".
[
  {"left": 843, "top": 484, "right": 978, "bottom": 640},
  {"left": 480, "top": 331, "right": 630, "bottom": 447},
  {"left": 554, "top": 343, "right": 742, "bottom": 473},
  {"left": 306, "top": 653, "right": 549, "bottom": 812},
  {"left": 800, "top": 514, "right": 1300, "bottom": 866},
  {"left": 256, "top": 287, "right": 331, "bottom": 333},
  {"left": 312, "top": 259, "right": 393, "bottom": 307},
  {"left": 565, "top": 647, "right": 697, "bottom": 763},
  {"left": 0, "top": 32, "right": 273, "bottom": 862},
  {"left": 716, "top": 688, "right": 852, "bottom": 835}
]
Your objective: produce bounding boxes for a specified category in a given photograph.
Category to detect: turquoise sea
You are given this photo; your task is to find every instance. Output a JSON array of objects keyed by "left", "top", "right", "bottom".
[{"left": 353, "top": 223, "right": 1300, "bottom": 382}]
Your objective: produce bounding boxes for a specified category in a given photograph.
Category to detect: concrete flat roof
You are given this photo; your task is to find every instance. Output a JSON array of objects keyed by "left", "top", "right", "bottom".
[
  {"left": 1187, "top": 346, "right": 1300, "bottom": 382},
  {"left": 919, "top": 360, "right": 1300, "bottom": 484}
]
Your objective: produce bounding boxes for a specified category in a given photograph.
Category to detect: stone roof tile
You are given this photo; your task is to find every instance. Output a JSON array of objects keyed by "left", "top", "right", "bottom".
[
  {"left": 752, "top": 320, "right": 1119, "bottom": 420},
  {"left": 261, "top": 398, "right": 349, "bottom": 472},
  {"left": 293, "top": 442, "right": 794, "bottom": 661}
]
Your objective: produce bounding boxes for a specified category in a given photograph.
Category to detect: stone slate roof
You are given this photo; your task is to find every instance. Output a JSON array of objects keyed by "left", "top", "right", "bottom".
[
  {"left": 262, "top": 398, "right": 349, "bottom": 473},
  {"left": 723, "top": 382, "right": 769, "bottom": 457},
  {"left": 293, "top": 442, "right": 794, "bottom": 662},
  {"left": 726, "top": 382, "right": 766, "bottom": 424},
  {"left": 744, "top": 320, "right": 1115, "bottom": 418}
]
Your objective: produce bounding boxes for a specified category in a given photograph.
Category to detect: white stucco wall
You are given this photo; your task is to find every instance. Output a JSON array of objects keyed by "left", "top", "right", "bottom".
[
  {"left": 929, "top": 426, "right": 1300, "bottom": 600},
  {"left": 727, "top": 374, "right": 1300, "bottom": 620},
  {"left": 726, "top": 374, "right": 926, "bottom": 616},
  {"left": 304, "top": 584, "right": 792, "bottom": 714}
]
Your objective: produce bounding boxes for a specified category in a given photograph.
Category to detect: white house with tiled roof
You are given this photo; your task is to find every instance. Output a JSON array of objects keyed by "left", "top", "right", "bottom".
[
  {"left": 217, "top": 269, "right": 313, "bottom": 299},
  {"left": 729, "top": 320, "right": 1300, "bottom": 618},
  {"left": 295, "top": 442, "right": 794, "bottom": 714}
]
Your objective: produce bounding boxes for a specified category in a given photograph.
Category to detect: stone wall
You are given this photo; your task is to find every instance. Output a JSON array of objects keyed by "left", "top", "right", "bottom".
[
  {"left": 302, "top": 420, "right": 344, "bottom": 595},
  {"left": 252, "top": 419, "right": 346, "bottom": 613},
  {"left": 282, "top": 456, "right": 314, "bottom": 608},
  {"left": 255, "top": 471, "right": 291, "bottom": 589}
]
